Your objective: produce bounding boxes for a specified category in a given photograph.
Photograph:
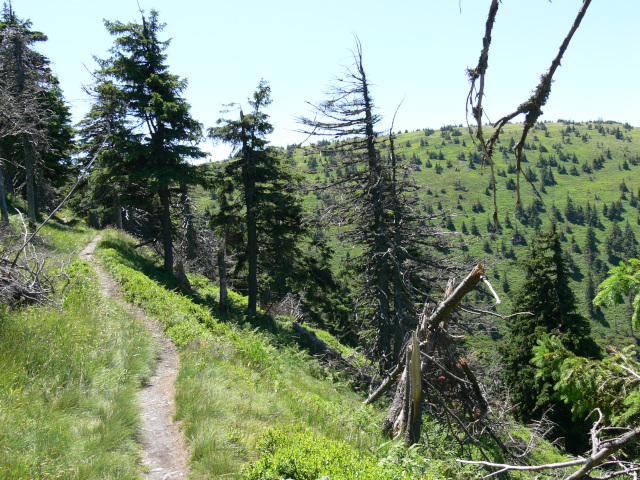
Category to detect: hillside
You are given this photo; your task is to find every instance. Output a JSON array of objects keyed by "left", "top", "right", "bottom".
[
  {"left": 283, "top": 120, "right": 640, "bottom": 349},
  {"left": 3, "top": 223, "right": 529, "bottom": 479},
  {"left": 0, "top": 210, "right": 634, "bottom": 478}
]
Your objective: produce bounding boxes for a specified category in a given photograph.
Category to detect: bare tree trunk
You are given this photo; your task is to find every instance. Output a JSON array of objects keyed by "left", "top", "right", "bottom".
[
  {"left": 180, "top": 183, "right": 195, "bottom": 260},
  {"left": 159, "top": 187, "right": 173, "bottom": 275},
  {"left": 115, "top": 193, "right": 123, "bottom": 230},
  {"left": 23, "top": 136, "right": 36, "bottom": 226},
  {"left": 218, "top": 246, "right": 227, "bottom": 313},
  {"left": 0, "top": 158, "right": 9, "bottom": 227},
  {"left": 375, "top": 264, "right": 488, "bottom": 445}
]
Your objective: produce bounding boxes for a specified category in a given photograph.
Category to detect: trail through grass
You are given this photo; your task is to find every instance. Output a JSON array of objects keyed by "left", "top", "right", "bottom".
[{"left": 0, "top": 260, "right": 158, "bottom": 479}]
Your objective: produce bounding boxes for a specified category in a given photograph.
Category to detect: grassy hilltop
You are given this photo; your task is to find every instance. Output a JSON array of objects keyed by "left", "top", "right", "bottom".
[{"left": 286, "top": 120, "right": 640, "bottom": 349}]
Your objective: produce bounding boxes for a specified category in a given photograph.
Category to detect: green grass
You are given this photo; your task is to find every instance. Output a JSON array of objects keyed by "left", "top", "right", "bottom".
[
  {"left": 0, "top": 260, "right": 158, "bottom": 479},
  {"left": 94, "top": 230, "right": 391, "bottom": 478},
  {"left": 93, "top": 230, "right": 577, "bottom": 479},
  {"left": 194, "top": 122, "right": 640, "bottom": 349}
]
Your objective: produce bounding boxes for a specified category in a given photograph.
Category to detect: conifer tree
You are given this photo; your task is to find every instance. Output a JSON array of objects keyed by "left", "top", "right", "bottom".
[
  {"left": 501, "top": 223, "right": 600, "bottom": 452},
  {"left": 209, "top": 81, "right": 305, "bottom": 313},
  {"left": 605, "top": 221, "right": 624, "bottom": 261},
  {"left": 583, "top": 223, "right": 598, "bottom": 266},
  {"left": 298, "top": 40, "right": 451, "bottom": 368},
  {"left": 623, "top": 220, "right": 638, "bottom": 260},
  {"left": 89, "top": 9, "right": 206, "bottom": 273},
  {"left": 0, "top": 4, "right": 72, "bottom": 224}
]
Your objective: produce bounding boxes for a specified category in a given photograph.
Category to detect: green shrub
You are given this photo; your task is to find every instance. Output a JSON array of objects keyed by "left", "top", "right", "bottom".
[{"left": 243, "top": 429, "right": 435, "bottom": 480}]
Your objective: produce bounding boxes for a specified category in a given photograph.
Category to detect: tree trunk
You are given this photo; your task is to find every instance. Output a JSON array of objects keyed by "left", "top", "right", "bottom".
[
  {"left": 0, "top": 158, "right": 9, "bottom": 227},
  {"left": 115, "top": 193, "right": 123, "bottom": 230},
  {"left": 240, "top": 113, "right": 258, "bottom": 313},
  {"left": 362, "top": 60, "right": 393, "bottom": 368},
  {"left": 374, "top": 264, "right": 488, "bottom": 445},
  {"left": 246, "top": 184, "right": 258, "bottom": 312},
  {"left": 180, "top": 183, "right": 196, "bottom": 260},
  {"left": 23, "top": 136, "right": 36, "bottom": 226},
  {"left": 159, "top": 187, "right": 173, "bottom": 274},
  {"left": 218, "top": 246, "right": 227, "bottom": 313}
]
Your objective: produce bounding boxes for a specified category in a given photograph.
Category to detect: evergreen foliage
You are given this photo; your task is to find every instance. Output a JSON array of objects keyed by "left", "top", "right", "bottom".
[
  {"left": 533, "top": 333, "right": 640, "bottom": 429},
  {"left": 83, "top": 9, "right": 206, "bottom": 273},
  {"left": 501, "top": 223, "right": 600, "bottom": 452},
  {"left": 209, "top": 81, "right": 306, "bottom": 313},
  {"left": 594, "top": 258, "right": 640, "bottom": 330},
  {"left": 0, "top": 4, "right": 74, "bottom": 223},
  {"left": 298, "top": 40, "right": 452, "bottom": 368}
]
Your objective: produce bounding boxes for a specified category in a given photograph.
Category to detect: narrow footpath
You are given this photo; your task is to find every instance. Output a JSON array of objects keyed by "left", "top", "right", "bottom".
[{"left": 80, "top": 234, "right": 190, "bottom": 480}]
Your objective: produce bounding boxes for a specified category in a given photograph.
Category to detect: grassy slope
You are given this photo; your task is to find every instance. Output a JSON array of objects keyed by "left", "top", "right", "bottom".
[
  {"left": 0, "top": 218, "right": 158, "bottom": 479},
  {"left": 95, "top": 230, "right": 575, "bottom": 479},
  {"left": 0, "top": 213, "right": 572, "bottom": 479},
  {"left": 279, "top": 121, "right": 640, "bottom": 350},
  {"left": 93, "top": 231, "right": 401, "bottom": 478}
]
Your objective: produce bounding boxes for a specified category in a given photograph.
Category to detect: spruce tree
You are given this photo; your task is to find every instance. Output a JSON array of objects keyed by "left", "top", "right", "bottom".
[
  {"left": 209, "top": 81, "right": 305, "bottom": 313},
  {"left": 0, "top": 4, "right": 73, "bottom": 224},
  {"left": 298, "top": 39, "right": 451, "bottom": 368},
  {"left": 605, "top": 221, "right": 624, "bottom": 261},
  {"left": 501, "top": 223, "right": 600, "bottom": 452},
  {"left": 91, "top": 9, "right": 206, "bottom": 273},
  {"left": 623, "top": 220, "right": 638, "bottom": 259},
  {"left": 583, "top": 224, "right": 597, "bottom": 266}
]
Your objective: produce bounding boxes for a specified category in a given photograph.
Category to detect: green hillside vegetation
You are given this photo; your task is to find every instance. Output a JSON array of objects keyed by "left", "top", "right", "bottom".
[
  {"left": 3, "top": 2, "right": 640, "bottom": 477},
  {"left": 92, "top": 230, "right": 572, "bottom": 479},
  {"left": 0, "top": 222, "right": 158, "bottom": 478},
  {"left": 278, "top": 120, "right": 640, "bottom": 351}
]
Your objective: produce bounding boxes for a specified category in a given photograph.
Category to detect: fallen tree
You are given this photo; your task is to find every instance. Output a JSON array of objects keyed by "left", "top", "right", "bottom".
[
  {"left": 458, "top": 411, "right": 640, "bottom": 479},
  {"left": 365, "top": 263, "right": 501, "bottom": 448},
  {"left": 293, "top": 321, "right": 374, "bottom": 386}
]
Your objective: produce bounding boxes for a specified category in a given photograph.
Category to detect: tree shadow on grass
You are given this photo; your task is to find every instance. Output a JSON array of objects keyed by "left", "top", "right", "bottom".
[{"left": 97, "top": 237, "right": 328, "bottom": 358}]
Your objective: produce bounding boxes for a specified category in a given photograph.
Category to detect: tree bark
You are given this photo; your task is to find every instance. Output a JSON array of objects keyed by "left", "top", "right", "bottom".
[
  {"left": 240, "top": 113, "right": 258, "bottom": 313},
  {"left": 375, "top": 264, "right": 487, "bottom": 445},
  {"left": 218, "top": 246, "right": 227, "bottom": 313},
  {"left": 0, "top": 158, "right": 9, "bottom": 227},
  {"left": 180, "top": 183, "right": 196, "bottom": 260},
  {"left": 115, "top": 193, "right": 123, "bottom": 230},
  {"left": 23, "top": 136, "right": 36, "bottom": 226},
  {"left": 159, "top": 187, "right": 173, "bottom": 274}
]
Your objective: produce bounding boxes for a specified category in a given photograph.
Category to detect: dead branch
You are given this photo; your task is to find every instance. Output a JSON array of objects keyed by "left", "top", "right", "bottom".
[
  {"left": 460, "top": 306, "right": 534, "bottom": 320},
  {"left": 457, "top": 421, "right": 640, "bottom": 479},
  {"left": 292, "top": 321, "right": 374, "bottom": 385},
  {"left": 371, "top": 263, "right": 504, "bottom": 448},
  {"left": 466, "top": 0, "right": 593, "bottom": 218}
]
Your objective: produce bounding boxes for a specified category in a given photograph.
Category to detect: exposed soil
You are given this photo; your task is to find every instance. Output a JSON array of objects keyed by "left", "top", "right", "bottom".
[{"left": 80, "top": 234, "right": 190, "bottom": 479}]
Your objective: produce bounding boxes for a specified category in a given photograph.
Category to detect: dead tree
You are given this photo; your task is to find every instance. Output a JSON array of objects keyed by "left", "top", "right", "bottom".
[
  {"left": 458, "top": 409, "right": 640, "bottom": 479},
  {"left": 365, "top": 264, "right": 498, "bottom": 448},
  {"left": 466, "top": 0, "right": 593, "bottom": 225},
  {"left": 298, "top": 38, "right": 456, "bottom": 370},
  {"left": 0, "top": 6, "right": 54, "bottom": 226}
]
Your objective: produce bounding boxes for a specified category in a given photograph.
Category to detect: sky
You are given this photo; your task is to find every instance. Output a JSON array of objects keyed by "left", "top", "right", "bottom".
[{"left": 12, "top": 0, "right": 640, "bottom": 160}]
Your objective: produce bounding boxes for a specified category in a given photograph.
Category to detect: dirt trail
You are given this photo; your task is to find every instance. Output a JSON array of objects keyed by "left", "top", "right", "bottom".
[{"left": 80, "top": 234, "right": 190, "bottom": 480}]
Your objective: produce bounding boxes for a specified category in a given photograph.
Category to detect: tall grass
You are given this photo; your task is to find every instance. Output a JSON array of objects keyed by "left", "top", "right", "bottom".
[
  {"left": 0, "top": 260, "right": 158, "bottom": 479},
  {"left": 94, "top": 231, "right": 401, "bottom": 478},
  {"left": 96, "top": 230, "right": 550, "bottom": 479}
]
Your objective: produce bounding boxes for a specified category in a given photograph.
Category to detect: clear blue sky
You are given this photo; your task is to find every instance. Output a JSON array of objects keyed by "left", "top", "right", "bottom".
[{"left": 14, "top": 0, "right": 640, "bottom": 160}]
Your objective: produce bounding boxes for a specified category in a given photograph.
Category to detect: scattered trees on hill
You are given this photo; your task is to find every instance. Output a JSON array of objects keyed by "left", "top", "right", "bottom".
[{"left": 466, "top": 0, "right": 592, "bottom": 227}]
